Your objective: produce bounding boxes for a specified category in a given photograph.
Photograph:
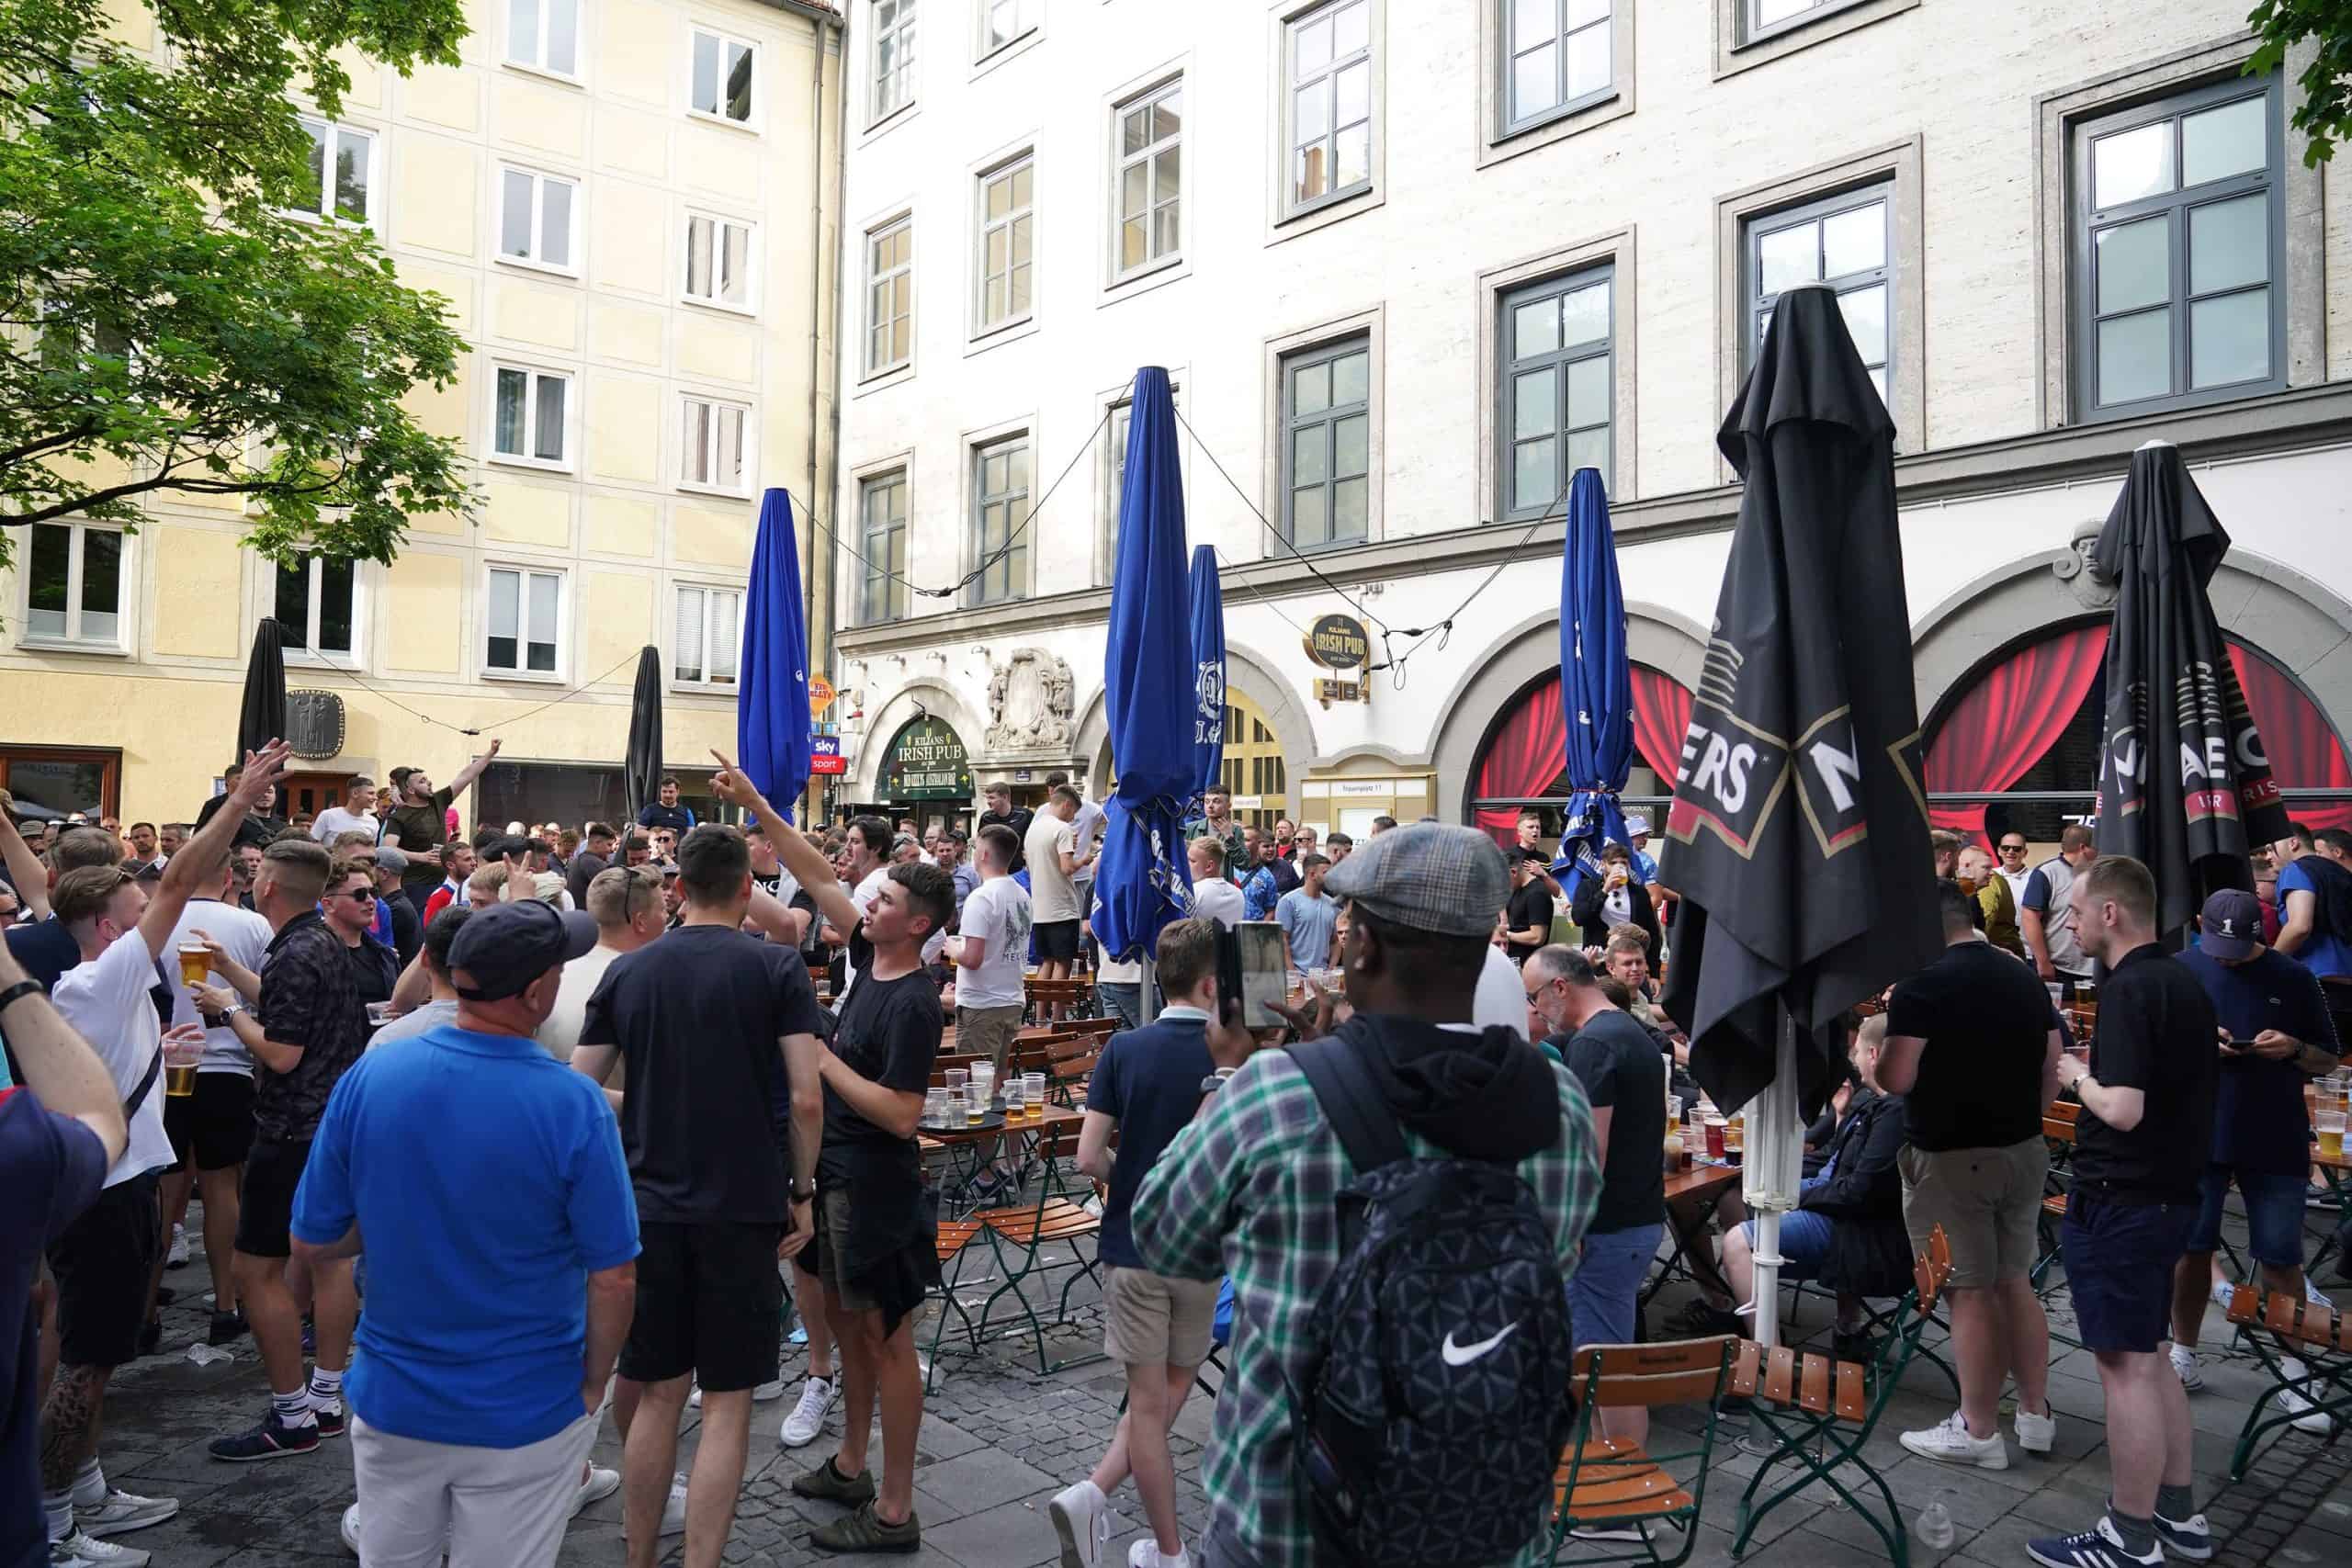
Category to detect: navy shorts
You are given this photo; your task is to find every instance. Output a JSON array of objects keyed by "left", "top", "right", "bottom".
[
  {"left": 2063, "top": 1193, "right": 2197, "bottom": 1354},
  {"left": 2188, "top": 1165, "right": 2308, "bottom": 1268}
]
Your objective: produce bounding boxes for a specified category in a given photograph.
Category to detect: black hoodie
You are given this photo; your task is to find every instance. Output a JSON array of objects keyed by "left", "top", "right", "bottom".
[{"left": 1329, "top": 1012, "right": 1564, "bottom": 1166}]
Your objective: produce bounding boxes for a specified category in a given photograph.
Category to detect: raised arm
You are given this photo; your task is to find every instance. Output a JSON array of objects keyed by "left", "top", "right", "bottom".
[
  {"left": 446, "top": 739, "right": 503, "bottom": 802},
  {"left": 141, "top": 739, "right": 289, "bottom": 960},
  {"left": 0, "top": 795, "right": 53, "bottom": 920},
  {"left": 707, "top": 752, "right": 860, "bottom": 940}
]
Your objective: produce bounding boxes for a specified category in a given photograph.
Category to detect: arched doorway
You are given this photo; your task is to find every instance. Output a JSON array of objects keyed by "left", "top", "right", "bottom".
[
  {"left": 872, "top": 715, "right": 978, "bottom": 840},
  {"left": 1922, "top": 621, "right": 2352, "bottom": 846},
  {"left": 1466, "top": 665, "right": 1693, "bottom": 846}
]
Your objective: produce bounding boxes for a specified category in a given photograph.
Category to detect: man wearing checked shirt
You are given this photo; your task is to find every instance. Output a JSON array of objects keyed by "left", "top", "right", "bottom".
[{"left": 1132, "top": 823, "right": 1600, "bottom": 1568}]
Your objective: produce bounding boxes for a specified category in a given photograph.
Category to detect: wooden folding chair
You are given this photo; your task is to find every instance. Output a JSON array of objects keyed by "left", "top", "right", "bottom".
[
  {"left": 922, "top": 1213, "right": 989, "bottom": 1393},
  {"left": 968, "top": 1163, "right": 1107, "bottom": 1376},
  {"left": 1548, "top": 1337, "right": 1737, "bottom": 1566},
  {"left": 2217, "top": 1284, "right": 2352, "bottom": 1483}
]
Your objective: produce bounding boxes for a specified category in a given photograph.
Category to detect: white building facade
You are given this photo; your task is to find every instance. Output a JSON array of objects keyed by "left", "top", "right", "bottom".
[{"left": 825, "top": 0, "right": 2352, "bottom": 847}]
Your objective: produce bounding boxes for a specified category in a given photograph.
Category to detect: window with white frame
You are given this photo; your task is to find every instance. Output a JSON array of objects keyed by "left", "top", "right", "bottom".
[
  {"left": 1114, "top": 80, "right": 1182, "bottom": 278},
  {"left": 684, "top": 213, "right": 753, "bottom": 310},
  {"left": 970, "top": 435, "right": 1030, "bottom": 604},
  {"left": 692, "top": 28, "right": 756, "bottom": 123},
  {"left": 21, "top": 523, "right": 125, "bottom": 648},
  {"left": 1282, "top": 337, "right": 1372, "bottom": 548},
  {"left": 673, "top": 583, "right": 741, "bottom": 688},
  {"left": 492, "top": 366, "right": 571, "bottom": 467},
  {"left": 295, "top": 117, "right": 374, "bottom": 223},
  {"left": 859, "top": 470, "right": 910, "bottom": 623},
  {"left": 484, "top": 565, "right": 562, "bottom": 676},
  {"left": 1502, "top": 1, "right": 1611, "bottom": 133},
  {"left": 274, "top": 555, "right": 357, "bottom": 660},
  {"left": 874, "top": 0, "right": 918, "bottom": 119},
  {"left": 978, "top": 0, "right": 1035, "bottom": 59},
  {"left": 679, "top": 394, "right": 749, "bottom": 494},
  {"left": 866, "top": 217, "right": 912, "bottom": 374},
  {"left": 1284, "top": 0, "right": 1372, "bottom": 215},
  {"left": 506, "top": 0, "right": 579, "bottom": 76},
  {"left": 1102, "top": 380, "right": 1178, "bottom": 578},
  {"left": 1746, "top": 0, "right": 1862, "bottom": 40},
  {"left": 1746, "top": 185, "right": 1893, "bottom": 407},
  {"left": 977, "top": 155, "right": 1035, "bottom": 332},
  {"left": 499, "top": 167, "right": 577, "bottom": 269},
  {"left": 1499, "top": 268, "right": 1611, "bottom": 515}
]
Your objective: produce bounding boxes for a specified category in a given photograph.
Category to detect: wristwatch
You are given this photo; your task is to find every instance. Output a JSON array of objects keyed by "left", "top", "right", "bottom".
[
  {"left": 219, "top": 1002, "right": 249, "bottom": 1020},
  {"left": 0, "top": 977, "right": 45, "bottom": 1013},
  {"left": 1197, "top": 1067, "right": 1238, "bottom": 1095},
  {"left": 791, "top": 1181, "right": 816, "bottom": 1201}
]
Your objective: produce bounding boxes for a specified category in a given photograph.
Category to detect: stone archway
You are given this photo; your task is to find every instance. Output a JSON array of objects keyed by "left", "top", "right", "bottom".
[
  {"left": 1069, "top": 637, "right": 1316, "bottom": 803},
  {"left": 846, "top": 678, "right": 989, "bottom": 803}
]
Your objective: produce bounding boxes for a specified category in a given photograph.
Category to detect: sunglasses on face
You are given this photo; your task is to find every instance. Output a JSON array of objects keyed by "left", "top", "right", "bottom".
[{"left": 334, "top": 887, "right": 374, "bottom": 903}]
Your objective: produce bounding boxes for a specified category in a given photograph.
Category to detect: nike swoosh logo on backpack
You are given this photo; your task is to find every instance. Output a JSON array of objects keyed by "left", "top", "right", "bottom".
[{"left": 1440, "top": 1324, "right": 1519, "bottom": 1366}]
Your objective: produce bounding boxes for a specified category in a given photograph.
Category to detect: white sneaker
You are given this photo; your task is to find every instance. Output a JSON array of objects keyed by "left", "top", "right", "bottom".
[
  {"left": 338, "top": 1505, "right": 359, "bottom": 1555},
  {"left": 1129, "top": 1540, "right": 1191, "bottom": 1567},
  {"left": 2208, "top": 1278, "right": 2235, "bottom": 1310},
  {"left": 572, "top": 1465, "right": 620, "bottom": 1515},
  {"left": 2013, "top": 1405, "right": 2056, "bottom": 1454},
  {"left": 688, "top": 1376, "right": 786, "bottom": 1405},
  {"left": 662, "top": 1472, "right": 688, "bottom": 1536},
  {"left": 1899, "top": 1412, "right": 2008, "bottom": 1470},
  {"left": 2277, "top": 1358, "right": 2336, "bottom": 1434},
  {"left": 165, "top": 1226, "right": 189, "bottom": 1268},
  {"left": 779, "top": 1377, "right": 836, "bottom": 1448},
  {"left": 74, "top": 1489, "right": 179, "bottom": 1539},
  {"left": 1050, "top": 1479, "right": 1112, "bottom": 1568},
  {"left": 2307, "top": 1274, "right": 2332, "bottom": 1305},
  {"left": 2171, "top": 1346, "right": 2207, "bottom": 1391},
  {"left": 1570, "top": 1524, "right": 1652, "bottom": 1542},
  {"left": 50, "top": 1531, "right": 151, "bottom": 1567}
]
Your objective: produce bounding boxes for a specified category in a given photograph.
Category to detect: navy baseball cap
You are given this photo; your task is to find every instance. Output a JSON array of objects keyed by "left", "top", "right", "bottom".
[
  {"left": 447, "top": 898, "right": 597, "bottom": 1001},
  {"left": 2199, "top": 888, "right": 2263, "bottom": 962}
]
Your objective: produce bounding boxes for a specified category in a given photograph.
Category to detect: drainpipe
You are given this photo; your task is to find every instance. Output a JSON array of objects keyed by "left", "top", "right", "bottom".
[
  {"left": 801, "top": 7, "right": 831, "bottom": 825},
  {"left": 819, "top": 6, "right": 850, "bottom": 820}
]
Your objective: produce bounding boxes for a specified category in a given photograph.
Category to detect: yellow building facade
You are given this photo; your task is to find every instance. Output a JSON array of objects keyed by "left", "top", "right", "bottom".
[{"left": 0, "top": 0, "right": 842, "bottom": 831}]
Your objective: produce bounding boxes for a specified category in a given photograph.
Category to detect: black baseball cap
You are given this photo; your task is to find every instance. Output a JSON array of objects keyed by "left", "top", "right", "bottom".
[
  {"left": 447, "top": 898, "right": 597, "bottom": 1001},
  {"left": 2198, "top": 889, "right": 2263, "bottom": 962}
]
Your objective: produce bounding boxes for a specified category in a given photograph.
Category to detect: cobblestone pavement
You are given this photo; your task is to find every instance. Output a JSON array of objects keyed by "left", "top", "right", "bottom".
[{"left": 89, "top": 1197, "right": 2352, "bottom": 1567}]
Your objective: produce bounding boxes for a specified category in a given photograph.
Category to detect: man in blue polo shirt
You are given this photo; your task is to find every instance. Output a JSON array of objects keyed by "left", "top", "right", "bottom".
[{"left": 292, "top": 899, "right": 639, "bottom": 1567}]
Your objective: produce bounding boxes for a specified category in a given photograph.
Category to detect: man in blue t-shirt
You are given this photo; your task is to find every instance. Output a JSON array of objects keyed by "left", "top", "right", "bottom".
[
  {"left": 1053, "top": 917, "right": 1222, "bottom": 1568},
  {"left": 2274, "top": 824, "right": 2352, "bottom": 1043},
  {"left": 2169, "top": 889, "right": 2341, "bottom": 1406},
  {"left": 293, "top": 900, "right": 639, "bottom": 1567}
]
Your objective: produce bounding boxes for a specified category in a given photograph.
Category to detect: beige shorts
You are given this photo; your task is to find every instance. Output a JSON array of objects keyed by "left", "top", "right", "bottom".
[
  {"left": 1102, "top": 1267, "right": 1221, "bottom": 1368},
  {"left": 956, "top": 1004, "right": 1024, "bottom": 1077},
  {"left": 1899, "top": 1137, "right": 2049, "bottom": 1289}
]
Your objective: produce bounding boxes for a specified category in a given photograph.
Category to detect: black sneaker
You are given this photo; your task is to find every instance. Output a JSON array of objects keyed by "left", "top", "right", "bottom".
[
  {"left": 310, "top": 1404, "right": 346, "bottom": 1439},
  {"left": 207, "top": 1310, "right": 248, "bottom": 1347},
  {"left": 791, "top": 1456, "right": 877, "bottom": 1505},
  {"left": 809, "top": 1500, "right": 920, "bottom": 1554},
  {"left": 1832, "top": 1328, "right": 1876, "bottom": 1363},
  {"left": 300, "top": 1315, "right": 315, "bottom": 1357},
  {"left": 209, "top": 1410, "right": 321, "bottom": 1462},
  {"left": 135, "top": 1320, "right": 162, "bottom": 1358},
  {"left": 1666, "top": 1299, "right": 1741, "bottom": 1337},
  {"left": 153, "top": 1285, "right": 178, "bottom": 1307}
]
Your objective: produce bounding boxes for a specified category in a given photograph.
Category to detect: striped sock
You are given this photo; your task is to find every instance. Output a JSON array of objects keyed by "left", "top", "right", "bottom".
[
  {"left": 72, "top": 1456, "right": 106, "bottom": 1507},
  {"left": 273, "top": 1387, "right": 317, "bottom": 1428},
  {"left": 308, "top": 1366, "right": 345, "bottom": 1413}
]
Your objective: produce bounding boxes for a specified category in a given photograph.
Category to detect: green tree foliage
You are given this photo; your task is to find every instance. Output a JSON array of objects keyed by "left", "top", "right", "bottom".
[
  {"left": 0, "top": 0, "right": 476, "bottom": 568},
  {"left": 2249, "top": 0, "right": 2352, "bottom": 166}
]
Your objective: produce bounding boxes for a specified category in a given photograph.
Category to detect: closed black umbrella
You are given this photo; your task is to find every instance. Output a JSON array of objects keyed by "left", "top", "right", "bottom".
[
  {"left": 237, "top": 617, "right": 288, "bottom": 758},
  {"left": 1659, "top": 284, "right": 1941, "bottom": 1120},
  {"left": 625, "top": 646, "right": 663, "bottom": 832},
  {"left": 2091, "top": 442, "right": 2289, "bottom": 934}
]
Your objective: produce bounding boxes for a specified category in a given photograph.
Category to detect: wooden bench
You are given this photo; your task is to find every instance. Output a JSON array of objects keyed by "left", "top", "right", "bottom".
[{"left": 2219, "top": 1283, "right": 2352, "bottom": 1481}]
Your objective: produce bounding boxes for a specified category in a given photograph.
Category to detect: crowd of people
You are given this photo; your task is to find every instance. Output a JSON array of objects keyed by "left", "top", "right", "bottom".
[{"left": 6, "top": 734, "right": 2352, "bottom": 1568}]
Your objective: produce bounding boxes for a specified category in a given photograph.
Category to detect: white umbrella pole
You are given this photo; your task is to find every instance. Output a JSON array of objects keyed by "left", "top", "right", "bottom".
[
  {"left": 1139, "top": 953, "right": 1159, "bottom": 1024},
  {"left": 1746, "top": 1010, "right": 1803, "bottom": 1351}
]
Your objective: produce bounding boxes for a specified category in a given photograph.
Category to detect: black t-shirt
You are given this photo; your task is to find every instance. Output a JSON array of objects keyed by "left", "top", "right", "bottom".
[
  {"left": 820, "top": 959, "right": 942, "bottom": 1189},
  {"left": 1560, "top": 1009, "right": 1666, "bottom": 1234},
  {"left": 565, "top": 850, "right": 608, "bottom": 908},
  {"left": 382, "top": 789, "right": 456, "bottom": 892},
  {"left": 581, "top": 925, "right": 825, "bottom": 1224},
  {"left": 2074, "top": 943, "right": 2220, "bottom": 1204},
  {"left": 384, "top": 894, "right": 422, "bottom": 969},
  {"left": 978, "top": 808, "right": 1034, "bottom": 872},
  {"left": 340, "top": 934, "right": 399, "bottom": 1008},
  {"left": 1506, "top": 882, "right": 1555, "bottom": 964},
  {"left": 1884, "top": 941, "right": 2057, "bottom": 1151}
]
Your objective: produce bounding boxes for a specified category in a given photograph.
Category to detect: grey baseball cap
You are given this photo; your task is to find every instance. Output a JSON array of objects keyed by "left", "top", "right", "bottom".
[
  {"left": 1321, "top": 821, "right": 1511, "bottom": 939},
  {"left": 372, "top": 844, "right": 410, "bottom": 876}
]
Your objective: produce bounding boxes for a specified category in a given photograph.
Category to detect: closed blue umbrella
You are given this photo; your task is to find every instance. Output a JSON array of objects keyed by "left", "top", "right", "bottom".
[
  {"left": 1094, "top": 367, "right": 1194, "bottom": 995},
  {"left": 1188, "top": 544, "right": 1226, "bottom": 804},
  {"left": 739, "top": 487, "right": 813, "bottom": 822},
  {"left": 1548, "top": 468, "right": 1634, "bottom": 901}
]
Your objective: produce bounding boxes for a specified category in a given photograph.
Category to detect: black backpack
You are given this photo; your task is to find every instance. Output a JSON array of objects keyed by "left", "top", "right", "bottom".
[{"left": 1284, "top": 1036, "right": 1577, "bottom": 1568}]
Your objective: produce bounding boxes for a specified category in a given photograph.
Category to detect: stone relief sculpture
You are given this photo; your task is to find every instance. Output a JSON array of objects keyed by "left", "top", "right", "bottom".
[
  {"left": 2052, "top": 520, "right": 2117, "bottom": 612},
  {"left": 985, "top": 648, "right": 1075, "bottom": 752}
]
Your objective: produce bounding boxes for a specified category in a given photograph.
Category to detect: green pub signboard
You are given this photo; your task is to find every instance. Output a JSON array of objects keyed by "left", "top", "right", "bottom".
[{"left": 881, "top": 717, "right": 973, "bottom": 800}]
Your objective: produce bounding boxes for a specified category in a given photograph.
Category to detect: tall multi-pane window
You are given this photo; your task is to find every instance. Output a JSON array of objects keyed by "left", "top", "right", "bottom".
[
  {"left": 499, "top": 167, "right": 577, "bottom": 269},
  {"left": 1102, "top": 381, "right": 1178, "bottom": 575},
  {"left": 867, "top": 218, "right": 912, "bottom": 374},
  {"left": 1282, "top": 338, "right": 1371, "bottom": 549},
  {"left": 978, "top": 0, "right": 1035, "bottom": 56},
  {"left": 2074, "top": 74, "right": 2284, "bottom": 418},
  {"left": 506, "top": 0, "right": 578, "bottom": 75},
  {"left": 1500, "top": 268, "right": 1611, "bottom": 515},
  {"left": 1503, "top": 1, "right": 1611, "bottom": 133},
  {"left": 860, "top": 472, "right": 910, "bottom": 623},
  {"left": 691, "top": 29, "right": 756, "bottom": 123},
  {"left": 874, "top": 0, "right": 918, "bottom": 119},
  {"left": 1284, "top": 0, "right": 1372, "bottom": 214},
  {"left": 484, "top": 566, "right": 561, "bottom": 675},
  {"left": 1114, "top": 81, "right": 1182, "bottom": 277},
  {"left": 684, "top": 214, "right": 752, "bottom": 310},
  {"left": 679, "top": 395, "right": 749, "bottom": 494},
  {"left": 971, "top": 436, "right": 1031, "bottom": 604},
  {"left": 977, "top": 156, "right": 1035, "bottom": 332},
  {"left": 274, "top": 555, "right": 357, "bottom": 660},
  {"left": 673, "top": 584, "right": 741, "bottom": 688},
  {"left": 22, "top": 524, "right": 124, "bottom": 647},
  {"left": 1747, "top": 186, "right": 1892, "bottom": 406},
  {"left": 1747, "top": 0, "right": 1860, "bottom": 39},
  {"left": 492, "top": 367, "right": 570, "bottom": 467},
  {"left": 295, "top": 118, "right": 373, "bottom": 223}
]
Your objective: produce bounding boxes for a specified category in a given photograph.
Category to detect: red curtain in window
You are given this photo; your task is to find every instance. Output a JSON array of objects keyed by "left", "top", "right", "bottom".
[
  {"left": 1923, "top": 625, "right": 2109, "bottom": 848},
  {"left": 1473, "top": 673, "right": 1568, "bottom": 846},
  {"left": 2229, "top": 644, "right": 2352, "bottom": 832},
  {"left": 1629, "top": 667, "right": 1694, "bottom": 783}
]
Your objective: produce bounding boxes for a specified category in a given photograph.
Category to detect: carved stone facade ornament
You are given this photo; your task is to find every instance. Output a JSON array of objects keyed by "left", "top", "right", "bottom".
[
  {"left": 985, "top": 647, "right": 1075, "bottom": 754},
  {"left": 2051, "top": 520, "right": 2117, "bottom": 612}
]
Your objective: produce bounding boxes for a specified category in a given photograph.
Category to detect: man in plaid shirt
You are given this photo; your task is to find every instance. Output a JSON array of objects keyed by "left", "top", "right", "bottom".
[{"left": 1132, "top": 823, "right": 1601, "bottom": 1568}]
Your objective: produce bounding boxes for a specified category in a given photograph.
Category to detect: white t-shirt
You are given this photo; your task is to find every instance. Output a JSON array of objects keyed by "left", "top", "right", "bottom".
[
  {"left": 165, "top": 899, "right": 274, "bottom": 1076},
  {"left": 1025, "top": 814, "right": 1081, "bottom": 922},
  {"left": 51, "top": 932, "right": 173, "bottom": 1187},
  {"left": 1474, "top": 943, "right": 1531, "bottom": 1038},
  {"left": 541, "top": 942, "right": 624, "bottom": 1060},
  {"left": 1069, "top": 799, "right": 1104, "bottom": 879},
  {"left": 1996, "top": 864, "right": 2032, "bottom": 907},
  {"left": 956, "top": 874, "right": 1034, "bottom": 1010},
  {"left": 311, "top": 806, "right": 378, "bottom": 843},
  {"left": 1192, "top": 877, "right": 1244, "bottom": 931}
]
